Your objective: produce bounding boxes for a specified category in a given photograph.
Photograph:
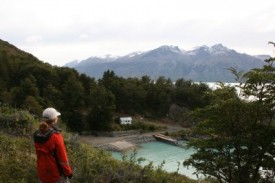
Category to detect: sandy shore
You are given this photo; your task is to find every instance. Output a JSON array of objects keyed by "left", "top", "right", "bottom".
[{"left": 79, "top": 122, "right": 185, "bottom": 151}]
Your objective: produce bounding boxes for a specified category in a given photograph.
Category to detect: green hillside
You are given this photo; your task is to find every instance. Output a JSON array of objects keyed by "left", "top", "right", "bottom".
[
  {"left": 0, "top": 39, "right": 212, "bottom": 132},
  {"left": 0, "top": 38, "right": 211, "bottom": 182},
  {"left": 0, "top": 39, "right": 116, "bottom": 132}
]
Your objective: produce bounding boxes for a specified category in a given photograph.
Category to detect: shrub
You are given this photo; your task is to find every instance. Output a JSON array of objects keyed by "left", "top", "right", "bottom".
[
  {"left": 0, "top": 134, "right": 37, "bottom": 183},
  {"left": 0, "top": 106, "right": 38, "bottom": 135}
]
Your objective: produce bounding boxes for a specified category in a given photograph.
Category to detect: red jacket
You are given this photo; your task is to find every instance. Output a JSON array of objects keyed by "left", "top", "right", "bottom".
[{"left": 34, "top": 129, "right": 72, "bottom": 183}]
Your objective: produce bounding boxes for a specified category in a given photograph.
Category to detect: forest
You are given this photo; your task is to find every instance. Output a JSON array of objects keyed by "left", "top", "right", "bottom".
[{"left": 0, "top": 39, "right": 211, "bottom": 132}]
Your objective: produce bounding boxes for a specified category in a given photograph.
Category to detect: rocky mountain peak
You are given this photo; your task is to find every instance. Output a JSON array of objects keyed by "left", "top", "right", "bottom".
[
  {"left": 151, "top": 45, "right": 182, "bottom": 55},
  {"left": 210, "top": 44, "right": 233, "bottom": 55},
  {"left": 65, "top": 44, "right": 267, "bottom": 82}
]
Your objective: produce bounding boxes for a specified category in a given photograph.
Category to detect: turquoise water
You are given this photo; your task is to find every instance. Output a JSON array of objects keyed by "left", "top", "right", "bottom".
[{"left": 111, "top": 141, "right": 199, "bottom": 179}]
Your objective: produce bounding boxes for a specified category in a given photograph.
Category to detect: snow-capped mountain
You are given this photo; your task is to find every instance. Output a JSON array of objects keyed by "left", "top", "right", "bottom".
[{"left": 65, "top": 44, "right": 267, "bottom": 82}]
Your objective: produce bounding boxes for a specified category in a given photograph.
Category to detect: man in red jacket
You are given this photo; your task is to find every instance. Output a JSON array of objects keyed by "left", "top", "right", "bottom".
[{"left": 34, "top": 108, "right": 73, "bottom": 183}]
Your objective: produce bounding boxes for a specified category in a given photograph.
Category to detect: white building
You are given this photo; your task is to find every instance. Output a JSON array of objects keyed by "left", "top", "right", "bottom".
[{"left": 119, "top": 117, "right": 132, "bottom": 125}]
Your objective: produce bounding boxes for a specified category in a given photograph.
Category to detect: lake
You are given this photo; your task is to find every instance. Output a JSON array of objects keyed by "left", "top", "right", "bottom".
[{"left": 111, "top": 141, "right": 201, "bottom": 179}]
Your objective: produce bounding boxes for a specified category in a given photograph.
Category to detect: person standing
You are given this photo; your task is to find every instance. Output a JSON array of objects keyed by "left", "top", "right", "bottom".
[{"left": 33, "top": 107, "right": 73, "bottom": 183}]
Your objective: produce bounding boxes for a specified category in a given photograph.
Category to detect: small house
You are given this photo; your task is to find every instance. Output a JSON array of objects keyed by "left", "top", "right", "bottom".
[{"left": 119, "top": 117, "right": 132, "bottom": 125}]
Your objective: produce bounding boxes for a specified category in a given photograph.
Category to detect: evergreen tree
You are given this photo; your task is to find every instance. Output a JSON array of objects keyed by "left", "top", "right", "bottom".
[
  {"left": 88, "top": 85, "right": 115, "bottom": 131},
  {"left": 146, "top": 76, "right": 173, "bottom": 117}
]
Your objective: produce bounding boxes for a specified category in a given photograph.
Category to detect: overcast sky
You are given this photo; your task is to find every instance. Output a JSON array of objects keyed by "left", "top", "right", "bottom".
[{"left": 1, "top": 0, "right": 275, "bottom": 66}]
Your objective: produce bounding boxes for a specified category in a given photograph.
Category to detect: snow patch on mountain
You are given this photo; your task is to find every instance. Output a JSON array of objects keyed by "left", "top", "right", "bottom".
[
  {"left": 185, "top": 45, "right": 208, "bottom": 55},
  {"left": 158, "top": 45, "right": 182, "bottom": 53},
  {"left": 209, "top": 44, "right": 234, "bottom": 55},
  {"left": 97, "top": 54, "right": 119, "bottom": 60},
  {"left": 184, "top": 44, "right": 233, "bottom": 55},
  {"left": 126, "top": 51, "right": 143, "bottom": 58}
]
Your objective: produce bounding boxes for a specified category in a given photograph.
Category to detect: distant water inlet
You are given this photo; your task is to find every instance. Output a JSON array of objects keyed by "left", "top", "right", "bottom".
[
  {"left": 111, "top": 141, "right": 200, "bottom": 179},
  {"left": 203, "top": 82, "right": 256, "bottom": 101}
]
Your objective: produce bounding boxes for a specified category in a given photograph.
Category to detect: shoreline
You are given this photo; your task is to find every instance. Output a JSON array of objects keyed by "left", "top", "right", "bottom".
[
  {"left": 79, "top": 132, "right": 157, "bottom": 151},
  {"left": 78, "top": 122, "right": 188, "bottom": 151}
]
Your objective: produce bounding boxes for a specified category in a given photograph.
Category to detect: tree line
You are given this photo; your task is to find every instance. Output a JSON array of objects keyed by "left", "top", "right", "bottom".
[{"left": 0, "top": 39, "right": 212, "bottom": 132}]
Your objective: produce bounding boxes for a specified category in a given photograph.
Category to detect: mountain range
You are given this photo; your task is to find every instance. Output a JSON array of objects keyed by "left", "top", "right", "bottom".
[{"left": 65, "top": 44, "right": 269, "bottom": 82}]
